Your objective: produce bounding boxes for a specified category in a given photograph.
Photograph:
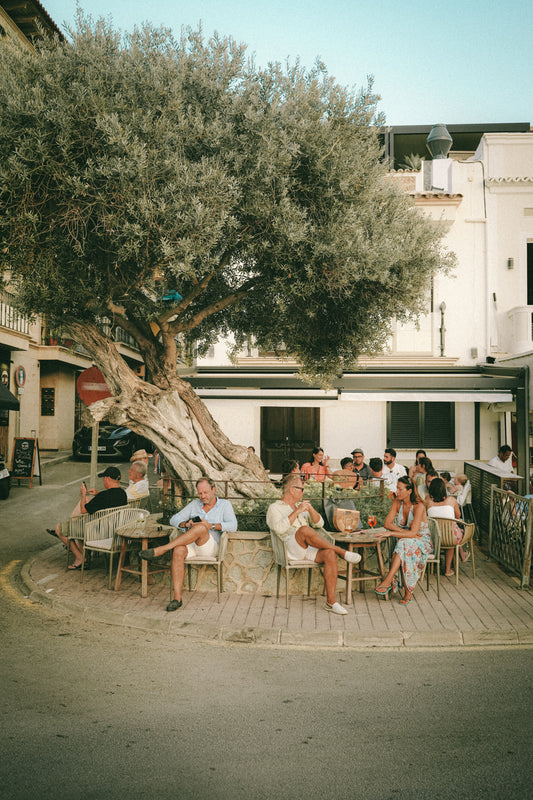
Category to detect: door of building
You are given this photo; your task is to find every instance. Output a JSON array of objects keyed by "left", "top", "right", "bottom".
[{"left": 260, "top": 407, "right": 320, "bottom": 473}]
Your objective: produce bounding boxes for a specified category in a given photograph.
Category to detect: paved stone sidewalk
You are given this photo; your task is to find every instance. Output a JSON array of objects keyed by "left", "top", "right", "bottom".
[{"left": 22, "top": 540, "right": 533, "bottom": 648}]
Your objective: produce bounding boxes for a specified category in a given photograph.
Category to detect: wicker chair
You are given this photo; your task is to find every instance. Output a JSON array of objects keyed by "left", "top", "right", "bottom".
[
  {"left": 81, "top": 506, "right": 150, "bottom": 588},
  {"left": 184, "top": 531, "right": 229, "bottom": 603},
  {"left": 423, "top": 518, "right": 442, "bottom": 600},
  {"left": 65, "top": 507, "right": 121, "bottom": 567},
  {"left": 431, "top": 517, "right": 476, "bottom": 585},
  {"left": 269, "top": 529, "right": 334, "bottom": 608}
]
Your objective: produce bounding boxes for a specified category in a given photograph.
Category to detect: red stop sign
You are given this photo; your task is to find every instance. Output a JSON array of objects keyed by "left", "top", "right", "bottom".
[{"left": 77, "top": 366, "right": 112, "bottom": 406}]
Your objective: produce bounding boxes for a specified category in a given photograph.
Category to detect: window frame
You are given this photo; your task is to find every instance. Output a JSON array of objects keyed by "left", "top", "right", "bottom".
[{"left": 386, "top": 401, "right": 455, "bottom": 449}]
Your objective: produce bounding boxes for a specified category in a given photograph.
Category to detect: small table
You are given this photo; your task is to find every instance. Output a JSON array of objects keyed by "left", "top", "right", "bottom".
[
  {"left": 332, "top": 528, "right": 387, "bottom": 605},
  {"left": 114, "top": 513, "right": 175, "bottom": 598}
]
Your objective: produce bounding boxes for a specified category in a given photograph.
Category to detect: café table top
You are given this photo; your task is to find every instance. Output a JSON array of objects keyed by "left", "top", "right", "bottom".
[
  {"left": 330, "top": 527, "right": 387, "bottom": 543},
  {"left": 116, "top": 512, "right": 175, "bottom": 540}
]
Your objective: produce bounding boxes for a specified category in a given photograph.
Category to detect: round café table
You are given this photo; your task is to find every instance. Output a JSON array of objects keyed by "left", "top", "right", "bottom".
[
  {"left": 331, "top": 527, "right": 387, "bottom": 605},
  {"left": 114, "top": 513, "right": 175, "bottom": 598}
]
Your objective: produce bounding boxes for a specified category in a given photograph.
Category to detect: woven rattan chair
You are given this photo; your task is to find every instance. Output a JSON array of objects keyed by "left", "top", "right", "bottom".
[
  {"left": 184, "top": 531, "right": 229, "bottom": 603},
  {"left": 65, "top": 506, "right": 132, "bottom": 567},
  {"left": 81, "top": 506, "right": 150, "bottom": 588},
  {"left": 432, "top": 517, "right": 476, "bottom": 585},
  {"left": 269, "top": 529, "right": 334, "bottom": 608},
  {"left": 423, "top": 518, "right": 442, "bottom": 600}
]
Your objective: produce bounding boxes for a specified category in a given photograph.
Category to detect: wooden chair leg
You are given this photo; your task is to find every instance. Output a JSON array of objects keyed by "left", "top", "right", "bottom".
[
  {"left": 307, "top": 568, "right": 312, "bottom": 597},
  {"left": 108, "top": 553, "right": 114, "bottom": 590}
]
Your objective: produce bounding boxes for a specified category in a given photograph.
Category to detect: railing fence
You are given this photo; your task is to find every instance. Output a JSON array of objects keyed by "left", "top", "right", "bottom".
[{"left": 489, "top": 486, "right": 532, "bottom": 588}]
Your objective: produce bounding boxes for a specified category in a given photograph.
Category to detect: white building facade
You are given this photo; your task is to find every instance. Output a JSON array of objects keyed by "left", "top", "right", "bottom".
[{"left": 191, "top": 127, "right": 533, "bottom": 481}]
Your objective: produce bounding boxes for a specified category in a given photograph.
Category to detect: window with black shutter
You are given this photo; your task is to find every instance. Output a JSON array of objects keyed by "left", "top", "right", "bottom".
[{"left": 387, "top": 401, "right": 455, "bottom": 449}]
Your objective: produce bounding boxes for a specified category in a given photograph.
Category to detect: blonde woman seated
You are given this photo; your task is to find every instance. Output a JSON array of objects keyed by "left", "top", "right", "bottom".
[
  {"left": 373, "top": 475, "right": 432, "bottom": 605},
  {"left": 426, "top": 477, "right": 469, "bottom": 576}
]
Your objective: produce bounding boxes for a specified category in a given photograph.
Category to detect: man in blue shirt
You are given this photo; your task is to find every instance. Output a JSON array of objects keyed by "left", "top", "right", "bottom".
[{"left": 140, "top": 477, "right": 237, "bottom": 611}]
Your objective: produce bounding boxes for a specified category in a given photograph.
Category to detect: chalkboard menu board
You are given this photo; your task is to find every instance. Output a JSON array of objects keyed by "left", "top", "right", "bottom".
[{"left": 11, "top": 437, "right": 41, "bottom": 487}]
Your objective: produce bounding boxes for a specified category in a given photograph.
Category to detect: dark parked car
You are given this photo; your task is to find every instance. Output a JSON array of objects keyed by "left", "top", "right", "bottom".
[{"left": 72, "top": 424, "right": 152, "bottom": 461}]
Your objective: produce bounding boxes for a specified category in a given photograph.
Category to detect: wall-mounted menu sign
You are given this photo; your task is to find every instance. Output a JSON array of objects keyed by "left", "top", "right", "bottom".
[{"left": 11, "top": 437, "right": 41, "bottom": 487}]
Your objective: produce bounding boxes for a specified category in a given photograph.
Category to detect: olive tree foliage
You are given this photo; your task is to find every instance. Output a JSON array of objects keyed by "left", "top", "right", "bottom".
[{"left": 0, "top": 14, "right": 453, "bottom": 492}]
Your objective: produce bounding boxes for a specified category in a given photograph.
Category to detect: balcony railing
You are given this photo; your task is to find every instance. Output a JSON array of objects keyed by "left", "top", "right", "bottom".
[
  {"left": 40, "top": 322, "right": 140, "bottom": 352},
  {"left": 101, "top": 319, "right": 139, "bottom": 351},
  {"left": 0, "top": 293, "right": 30, "bottom": 335}
]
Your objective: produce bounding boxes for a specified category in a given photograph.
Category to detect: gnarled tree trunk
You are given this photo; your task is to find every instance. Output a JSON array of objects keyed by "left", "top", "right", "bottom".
[{"left": 68, "top": 321, "right": 270, "bottom": 497}]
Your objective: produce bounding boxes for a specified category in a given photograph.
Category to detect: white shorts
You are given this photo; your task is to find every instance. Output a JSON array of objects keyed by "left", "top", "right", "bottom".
[
  {"left": 186, "top": 535, "right": 219, "bottom": 560},
  {"left": 286, "top": 534, "right": 319, "bottom": 563}
]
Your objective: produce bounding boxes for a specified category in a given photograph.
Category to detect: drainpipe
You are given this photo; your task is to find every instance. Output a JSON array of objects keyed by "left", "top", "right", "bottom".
[
  {"left": 439, "top": 302, "right": 446, "bottom": 356},
  {"left": 515, "top": 366, "right": 530, "bottom": 493}
]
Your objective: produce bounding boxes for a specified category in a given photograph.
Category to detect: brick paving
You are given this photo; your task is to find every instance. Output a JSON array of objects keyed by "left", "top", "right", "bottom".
[{"left": 24, "top": 540, "right": 533, "bottom": 647}]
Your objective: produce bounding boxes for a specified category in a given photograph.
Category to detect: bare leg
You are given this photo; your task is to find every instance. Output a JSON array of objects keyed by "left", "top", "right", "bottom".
[
  {"left": 294, "top": 525, "right": 352, "bottom": 558},
  {"left": 375, "top": 553, "right": 402, "bottom": 591},
  {"left": 69, "top": 540, "right": 84, "bottom": 567},
  {"left": 170, "top": 546, "right": 187, "bottom": 601},
  {"left": 445, "top": 548, "right": 455, "bottom": 576},
  {"left": 150, "top": 522, "right": 210, "bottom": 556},
  {"left": 314, "top": 548, "right": 339, "bottom": 605}
]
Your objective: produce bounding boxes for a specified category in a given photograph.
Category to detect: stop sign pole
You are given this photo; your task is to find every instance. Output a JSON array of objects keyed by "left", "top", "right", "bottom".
[{"left": 76, "top": 367, "right": 113, "bottom": 489}]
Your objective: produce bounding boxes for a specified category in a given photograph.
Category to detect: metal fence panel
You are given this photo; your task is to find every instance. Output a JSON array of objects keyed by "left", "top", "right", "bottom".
[{"left": 489, "top": 486, "right": 532, "bottom": 588}]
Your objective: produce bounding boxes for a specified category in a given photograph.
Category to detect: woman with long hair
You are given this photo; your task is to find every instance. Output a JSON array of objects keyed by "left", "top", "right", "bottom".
[
  {"left": 301, "top": 447, "right": 331, "bottom": 483},
  {"left": 373, "top": 475, "right": 432, "bottom": 605},
  {"left": 426, "top": 477, "right": 468, "bottom": 576},
  {"left": 408, "top": 449, "right": 427, "bottom": 480}
]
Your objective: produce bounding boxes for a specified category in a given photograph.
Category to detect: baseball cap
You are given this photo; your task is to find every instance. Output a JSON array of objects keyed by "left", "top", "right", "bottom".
[
  {"left": 98, "top": 466, "right": 121, "bottom": 480},
  {"left": 351, "top": 448, "right": 364, "bottom": 456}
]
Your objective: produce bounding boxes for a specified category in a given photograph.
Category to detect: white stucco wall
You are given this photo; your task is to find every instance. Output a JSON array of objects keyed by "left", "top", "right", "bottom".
[{"left": 202, "top": 395, "right": 498, "bottom": 473}]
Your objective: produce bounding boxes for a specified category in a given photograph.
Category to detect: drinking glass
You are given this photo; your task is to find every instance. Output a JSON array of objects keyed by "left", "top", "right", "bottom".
[{"left": 367, "top": 514, "right": 377, "bottom": 529}]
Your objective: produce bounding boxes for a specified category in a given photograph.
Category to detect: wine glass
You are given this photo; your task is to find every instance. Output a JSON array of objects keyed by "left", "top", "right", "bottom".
[
  {"left": 367, "top": 514, "right": 377, "bottom": 529},
  {"left": 344, "top": 519, "right": 353, "bottom": 538}
]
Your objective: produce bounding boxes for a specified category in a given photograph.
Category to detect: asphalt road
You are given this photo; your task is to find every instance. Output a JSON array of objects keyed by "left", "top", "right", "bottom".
[{"left": 0, "top": 460, "right": 532, "bottom": 799}]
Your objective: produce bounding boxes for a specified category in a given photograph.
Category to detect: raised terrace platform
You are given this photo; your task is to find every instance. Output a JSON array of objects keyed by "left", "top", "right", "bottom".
[{"left": 24, "top": 536, "right": 533, "bottom": 648}]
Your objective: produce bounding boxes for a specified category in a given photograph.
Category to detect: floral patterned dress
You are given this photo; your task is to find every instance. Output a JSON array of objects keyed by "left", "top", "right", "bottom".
[{"left": 393, "top": 502, "right": 433, "bottom": 592}]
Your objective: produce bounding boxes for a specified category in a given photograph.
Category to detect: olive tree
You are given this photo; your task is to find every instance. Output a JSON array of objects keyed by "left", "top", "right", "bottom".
[{"left": 0, "top": 14, "right": 453, "bottom": 493}]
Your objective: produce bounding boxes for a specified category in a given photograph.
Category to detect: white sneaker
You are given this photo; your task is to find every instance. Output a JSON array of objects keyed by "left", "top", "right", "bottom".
[
  {"left": 325, "top": 601, "right": 348, "bottom": 615},
  {"left": 344, "top": 551, "right": 362, "bottom": 564}
]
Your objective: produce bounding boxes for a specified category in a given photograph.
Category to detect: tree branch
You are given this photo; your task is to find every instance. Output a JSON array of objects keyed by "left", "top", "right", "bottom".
[
  {"left": 158, "top": 250, "right": 234, "bottom": 324},
  {"left": 169, "top": 278, "right": 257, "bottom": 334}
]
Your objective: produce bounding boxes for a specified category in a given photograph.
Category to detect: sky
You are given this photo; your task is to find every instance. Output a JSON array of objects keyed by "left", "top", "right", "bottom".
[{"left": 42, "top": 0, "right": 531, "bottom": 127}]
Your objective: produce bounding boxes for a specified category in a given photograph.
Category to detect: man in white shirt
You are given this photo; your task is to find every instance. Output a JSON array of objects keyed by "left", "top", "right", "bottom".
[
  {"left": 488, "top": 445, "right": 515, "bottom": 474},
  {"left": 267, "top": 474, "right": 361, "bottom": 615},
  {"left": 383, "top": 448, "right": 407, "bottom": 484},
  {"left": 126, "top": 461, "right": 150, "bottom": 500},
  {"left": 369, "top": 457, "right": 398, "bottom": 493}
]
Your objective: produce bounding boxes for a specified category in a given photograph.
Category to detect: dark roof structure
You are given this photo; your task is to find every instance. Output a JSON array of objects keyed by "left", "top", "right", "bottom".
[
  {"left": 380, "top": 122, "right": 531, "bottom": 170},
  {"left": 0, "top": 0, "right": 63, "bottom": 42}
]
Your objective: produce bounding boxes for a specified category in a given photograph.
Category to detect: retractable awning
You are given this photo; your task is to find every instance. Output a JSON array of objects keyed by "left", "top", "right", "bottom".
[
  {"left": 0, "top": 384, "right": 20, "bottom": 410},
  {"left": 340, "top": 391, "right": 513, "bottom": 403}
]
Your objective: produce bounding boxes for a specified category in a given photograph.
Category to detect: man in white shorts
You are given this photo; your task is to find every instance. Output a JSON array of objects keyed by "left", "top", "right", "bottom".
[
  {"left": 266, "top": 474, "right": 361, "bottom": 615},
  {"left": 140, "top": 477, "right": 237, "bottom": 611}
]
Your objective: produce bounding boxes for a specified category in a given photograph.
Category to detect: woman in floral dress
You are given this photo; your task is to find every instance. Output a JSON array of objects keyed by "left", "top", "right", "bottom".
[{"left": 373, "top": 475, "right": 432, "bottom": 605}]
